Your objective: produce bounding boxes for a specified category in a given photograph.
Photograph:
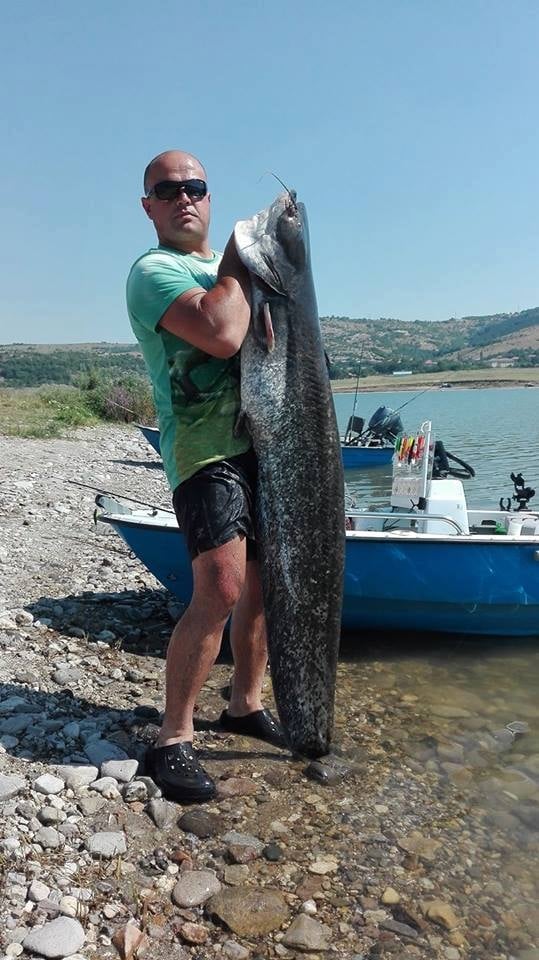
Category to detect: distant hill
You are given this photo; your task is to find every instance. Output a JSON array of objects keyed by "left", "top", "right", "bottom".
[
  {"left": 0, "top": 343, "right": 146, "bottom": 388},
  {"left": 321, "top": 306, "right": 539, "bottom": 377},
  {"left": 1, "top": 307, "right": 538, "bottom": 386}
]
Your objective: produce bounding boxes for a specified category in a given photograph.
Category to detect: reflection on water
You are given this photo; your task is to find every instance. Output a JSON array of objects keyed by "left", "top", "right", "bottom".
[
  {"left": 335, "top": 387, "right": 539, "bottom": 509},
  {"left": 336, "top": 633, "right": 539, "bottom": 949}
]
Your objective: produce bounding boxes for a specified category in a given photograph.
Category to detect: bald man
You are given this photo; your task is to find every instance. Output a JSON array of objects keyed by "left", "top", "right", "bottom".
[{"left": 127, "top": 151, "right": 284, "bottom": 803}]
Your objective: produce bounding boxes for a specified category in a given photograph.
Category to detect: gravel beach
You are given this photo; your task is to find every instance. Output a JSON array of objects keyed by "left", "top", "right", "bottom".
[{"left": 0, "top": 426, "right": 537, "bottom": 960}]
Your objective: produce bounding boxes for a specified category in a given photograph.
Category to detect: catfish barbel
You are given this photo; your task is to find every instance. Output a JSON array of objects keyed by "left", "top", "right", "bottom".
[{"left": 235, "top": 190, "right": 345, "bottom": 758}]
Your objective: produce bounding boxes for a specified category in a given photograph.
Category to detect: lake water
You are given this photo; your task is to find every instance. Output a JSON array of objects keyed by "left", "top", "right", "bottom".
[
  {"left": 334, "top": 387, "right": 539, "bottom": 947},
  {"left": 334, "top": 385, "right": 538, "bottom": 508}
]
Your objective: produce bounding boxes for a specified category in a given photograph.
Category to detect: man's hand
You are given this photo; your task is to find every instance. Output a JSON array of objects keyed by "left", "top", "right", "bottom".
[{"left": 218, "top": 232, "right": 250, "bottom": 295}]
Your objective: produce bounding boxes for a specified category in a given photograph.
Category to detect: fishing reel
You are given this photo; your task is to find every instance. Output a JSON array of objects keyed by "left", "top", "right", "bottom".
[
  {"left": 431, "top": 440, "right": 475, "bottom": 480},
  {"left": 499, "top": 472, "right": 536, "bottom": 512}
]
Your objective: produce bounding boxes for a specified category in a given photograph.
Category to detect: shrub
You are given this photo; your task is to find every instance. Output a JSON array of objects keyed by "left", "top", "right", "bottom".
[{"left": 82, "top": 372, "right": 155, "bottom": 424}]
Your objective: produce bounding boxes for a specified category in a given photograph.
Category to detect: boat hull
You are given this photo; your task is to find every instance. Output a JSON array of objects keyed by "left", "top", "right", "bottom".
[
  {"left": 341, "top": 445, "right": 394, "bottom": 469},
  {"left": 137, "top": 425, "right": 161, "bottom": 455},
  {"left": 342, "top": 535, "right": 539, "bottom": 636},
  {"left": 138, "top": 425, "right": 393, "bottom": 471},
  {"left": 98, "top": 511, "right": 539, "bottom": 638}
]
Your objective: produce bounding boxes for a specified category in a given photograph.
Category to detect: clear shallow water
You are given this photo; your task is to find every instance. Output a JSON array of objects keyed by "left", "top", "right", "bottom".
[
  {"left": 335, "top": 386, "right": 539, "bottom": 508},
  {"left": 334, "top": 388, "right": 539, "bottom": 932}
]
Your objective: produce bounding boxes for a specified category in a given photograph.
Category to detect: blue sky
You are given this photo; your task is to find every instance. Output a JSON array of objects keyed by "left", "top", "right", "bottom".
[{"left": 1, "top": 0, "right": 538, "bottom": 343}]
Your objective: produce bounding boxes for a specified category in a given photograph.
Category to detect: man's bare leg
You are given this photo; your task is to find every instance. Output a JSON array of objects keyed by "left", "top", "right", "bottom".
[
  {"left": 157, "top": 536, "right": 247, "bottom": 746},
  {"left": 228, "top": 558, "right": 268, "bottom": 717}
]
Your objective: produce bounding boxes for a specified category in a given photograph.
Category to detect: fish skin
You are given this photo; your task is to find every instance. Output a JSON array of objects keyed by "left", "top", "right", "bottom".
[{"left": 235, "top": 192, "right": 345, "bottom": 758}]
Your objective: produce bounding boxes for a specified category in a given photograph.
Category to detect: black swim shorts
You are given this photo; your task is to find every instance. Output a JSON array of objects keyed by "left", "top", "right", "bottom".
[{"left": 172, "top": 449, "right": 258, "bottom": 561}]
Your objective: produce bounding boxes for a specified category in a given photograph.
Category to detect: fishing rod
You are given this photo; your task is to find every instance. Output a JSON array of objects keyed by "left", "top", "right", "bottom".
[
  {"left": 345, "top": 342, "right": 365, "bottom": 443},
  {"left": 391, "top": 383, "right": 440, "bottom": 415},
  {"left": 54, "top": 476, "right": 173, "bottom": 514}
]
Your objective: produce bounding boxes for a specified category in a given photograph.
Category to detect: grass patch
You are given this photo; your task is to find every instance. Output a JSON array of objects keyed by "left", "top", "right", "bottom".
[
  {"left": 0, "top": 386, "right": 98, "bottom": 437},
  {"left": 0, "top": 373, "right": 156, "bottom": 438}
]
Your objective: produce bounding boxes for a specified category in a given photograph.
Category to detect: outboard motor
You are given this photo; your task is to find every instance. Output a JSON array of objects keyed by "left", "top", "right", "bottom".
[{"left": 367, "top": 406, "right": 403, "bottom": 443}]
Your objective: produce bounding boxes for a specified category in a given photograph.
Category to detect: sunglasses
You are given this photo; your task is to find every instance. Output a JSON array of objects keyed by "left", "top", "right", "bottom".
[{"left": 146, "top": 178, "right": 208, "bottom": 201}]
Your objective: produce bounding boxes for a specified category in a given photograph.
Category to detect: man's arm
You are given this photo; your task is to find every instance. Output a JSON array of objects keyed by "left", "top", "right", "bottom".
[{"left": 159, "top": 235, "right": 251, "bottom": 358}]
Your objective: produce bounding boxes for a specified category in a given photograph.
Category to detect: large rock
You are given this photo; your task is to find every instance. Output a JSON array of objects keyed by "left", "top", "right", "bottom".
[
  {"left": 206, "top": 886, "right": 288, "bottom": 936},
  {"left": 22, "top": 916, "right": 85, "bottom": 957}
]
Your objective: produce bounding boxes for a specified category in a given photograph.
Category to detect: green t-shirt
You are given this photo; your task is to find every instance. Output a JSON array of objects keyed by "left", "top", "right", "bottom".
[{"left": 126, "top": 245, "right": 250, "bottom": 491}]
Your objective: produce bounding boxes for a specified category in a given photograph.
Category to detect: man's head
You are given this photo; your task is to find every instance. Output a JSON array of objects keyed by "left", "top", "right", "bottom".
[{"left": 141, "top": 150, "right": 211, "bottom": 254}]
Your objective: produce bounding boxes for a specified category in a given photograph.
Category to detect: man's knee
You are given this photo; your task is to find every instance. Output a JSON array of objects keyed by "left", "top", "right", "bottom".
[{"left": 193, "top": 545, "right": 245, "bottom": 615}]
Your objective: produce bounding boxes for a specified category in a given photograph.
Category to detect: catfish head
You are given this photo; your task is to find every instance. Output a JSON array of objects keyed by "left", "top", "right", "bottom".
[{"left": 234, "top": 191, "right": 310, "bottom": 298}]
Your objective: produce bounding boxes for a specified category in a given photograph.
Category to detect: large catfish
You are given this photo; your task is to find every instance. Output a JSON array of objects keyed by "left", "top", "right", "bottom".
[{"left": 234, "top": 191, "right": 345, "bottom": 758}]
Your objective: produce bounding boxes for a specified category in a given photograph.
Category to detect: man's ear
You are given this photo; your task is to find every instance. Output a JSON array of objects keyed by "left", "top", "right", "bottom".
[{"left": 141, "top": 197, "right": 153, "bottom": 220}]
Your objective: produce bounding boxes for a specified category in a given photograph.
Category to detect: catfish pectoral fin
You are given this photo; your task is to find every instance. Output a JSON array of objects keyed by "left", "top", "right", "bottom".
[{"left": 263, "top": 302, "right": 275, "bottom": 353}]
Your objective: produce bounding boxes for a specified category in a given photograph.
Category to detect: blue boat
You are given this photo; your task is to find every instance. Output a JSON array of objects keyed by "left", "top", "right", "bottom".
[
  {"left": 136, "top": 404, "right": 400, "bottom": 471},
  {"left": 339, "top": 405, "right": 400, "bottom": 469},
  {"left": 96, "top": 423, "right": 539, "bottom": 637},
  {"left": 136, "top": 424, "right": 161, "bottom": 455},
  {"left": 340, "top": 444, "right": 394, "bottom": 469}
]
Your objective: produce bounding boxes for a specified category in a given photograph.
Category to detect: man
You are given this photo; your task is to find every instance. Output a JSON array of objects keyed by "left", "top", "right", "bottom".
[{"left": 126, "top": 150, "right": 284, "bottom": 804}]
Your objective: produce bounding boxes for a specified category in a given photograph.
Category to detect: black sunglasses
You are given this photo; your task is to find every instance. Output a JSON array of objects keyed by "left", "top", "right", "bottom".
[{"left": 146, "top": 178, "right": 207, "bottom": 201}]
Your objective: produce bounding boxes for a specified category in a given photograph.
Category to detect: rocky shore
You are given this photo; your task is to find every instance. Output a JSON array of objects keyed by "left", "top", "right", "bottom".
[{"left": 0, "top": 426, "right": 537, "bottom": 960}]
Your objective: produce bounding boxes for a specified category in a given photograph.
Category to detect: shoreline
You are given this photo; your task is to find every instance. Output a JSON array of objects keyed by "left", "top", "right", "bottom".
[
  {"left": 0, "top": 427, "right": 537, "bottom": 958},
  {"left": 331, "top": 368, "right": 539, "bottom": 393}
]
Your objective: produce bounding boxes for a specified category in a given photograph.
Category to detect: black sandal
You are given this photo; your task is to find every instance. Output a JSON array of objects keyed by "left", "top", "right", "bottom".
[
  {"left": 219, "top": 708, "right": 287, "bottom": 749},
  {"left": 146, "top": 741, "right": 215, "bottom": 803}
]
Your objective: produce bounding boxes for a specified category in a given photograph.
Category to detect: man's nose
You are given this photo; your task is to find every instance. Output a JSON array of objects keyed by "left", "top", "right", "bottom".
[{"left": 175, "top": 187, "right": 191, "bottom": 203}]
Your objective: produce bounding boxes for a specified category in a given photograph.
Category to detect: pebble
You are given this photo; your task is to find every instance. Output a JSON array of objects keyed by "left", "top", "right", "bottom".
[
  {"left": 122, "top": 780, "right": 148, "bottom": 802},
  {"left": 22, "top": 916, "right": 85, "bottom": 957},
  {"left": 171, "top": 870, "right": 222, "bottom": 907},
  {"left": 282, "top": 914, "right": 331, "bottom": 951},
  {"left": 309, "top": 857, "right": 339, "bottom": 874},
  {"left": 56, "top": 765, "right": 99, "bottom": 790},
  {"left": 100, "top": 758, "right": 139, "bottom": 782},
  {"left": 146, "top": 798, "right": 178, "bottom": 829},
  {"left": 206, "top": 886, "right": 289, "bottom": 936},
  {"left": 83, "top": 740, "right": 129, "bottom": 766},
  {"left": 0, "top": 773, "right": 26, "bottom": 801},
  {"left": 28, "top": 880, "right": 51, "bottom": 902},
  {"left": 89, "top": 776, "right": 121, "bottom": 798},
  {"left": 33, "top": 773, "right": 65, "bottom": 795},
  {"left": 35, "top": 827, "right": 62, "bottom": 849},
  {"left": 86, "top": 831, "right": 127, "bottom": 858},
  {"left": 222, "top": 942, "right": 250, "bottom": 960},
  {"left": 178, "top": 809, "right": 222, "bottom": 838}
]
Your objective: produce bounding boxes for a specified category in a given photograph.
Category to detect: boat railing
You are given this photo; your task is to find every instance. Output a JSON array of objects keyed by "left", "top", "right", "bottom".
[{"left": 346, "top": 510, "right": 465, "bottom": 535}]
